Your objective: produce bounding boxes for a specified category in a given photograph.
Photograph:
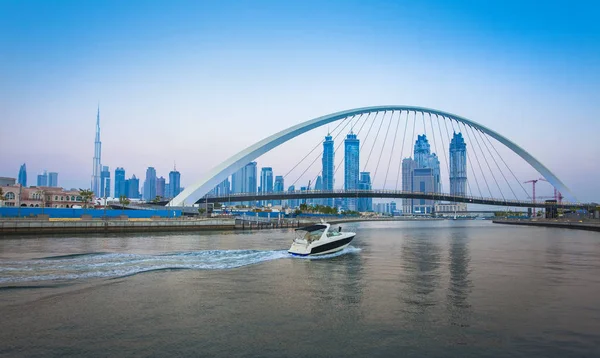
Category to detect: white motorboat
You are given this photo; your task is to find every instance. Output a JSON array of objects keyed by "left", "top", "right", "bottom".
[{"left": 288, "top": 222, "right": 355, "bottom": 256}]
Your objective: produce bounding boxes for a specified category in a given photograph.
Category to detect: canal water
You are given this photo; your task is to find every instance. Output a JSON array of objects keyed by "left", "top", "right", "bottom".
[{"left": 1, "top": 221, "right": 599, "bottom": 357}]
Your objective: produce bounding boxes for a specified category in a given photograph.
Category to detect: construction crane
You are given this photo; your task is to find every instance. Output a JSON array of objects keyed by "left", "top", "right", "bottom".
[
  {"left": 524, "top": 179, "right": 539, "bottom": 216},
  {"left": 538, "top": 178, "right": 563, "bottom": 203}
]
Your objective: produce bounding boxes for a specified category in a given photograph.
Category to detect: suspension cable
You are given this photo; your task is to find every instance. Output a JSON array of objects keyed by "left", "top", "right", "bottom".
[
  {"left": 468, "top": 124, "right": 505, "bottom": 201},
  {"left": 475, "top": 127, "right": 517, "bottom": 200},
  {"left": 394, "top": 111, "right": 410, "bottom": 191},
  {"left": 482, "top": 132, "right": 531, "bottom": 199},
  {"left": 460, "top": 120, "right": 492, "bottom": 197},
  {"left": 383, "top": 111, "right": 402, "bottom": 189},
  {"left": 371, "top": 111, "right": 394, "bottom": 185},
  {"left": 362, "top": 111, "right": 387, "bottom": 171},
  {"left": 282, "top": 116, "right": 349, "bottom": 179}
]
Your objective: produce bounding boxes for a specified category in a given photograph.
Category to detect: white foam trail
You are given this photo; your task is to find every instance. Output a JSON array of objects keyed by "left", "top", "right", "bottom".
[{"left": 0, "top": 247, "right": 361, "bottom": 283}]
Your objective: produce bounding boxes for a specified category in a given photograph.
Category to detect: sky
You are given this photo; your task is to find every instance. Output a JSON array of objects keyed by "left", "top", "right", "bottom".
[{"left": 1, "top": 0, "right": 599, "bottom": 201}]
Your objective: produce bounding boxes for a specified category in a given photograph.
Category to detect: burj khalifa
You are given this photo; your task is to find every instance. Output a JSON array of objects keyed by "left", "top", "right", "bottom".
[{"left": 91, "top": 106, "right": 102, "bottom": 195}]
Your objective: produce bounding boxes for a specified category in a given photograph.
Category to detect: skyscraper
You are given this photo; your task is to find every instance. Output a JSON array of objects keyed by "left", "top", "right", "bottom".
[
  {"left": 37, "top": 170, "right": 48, "bottom": 186},
  {"left": 450, "top": 132, "right": 467, "bottom": 196},
  {"left": 273, "top": 175, "right": 284, "bottom": 206},
  {"left": 127, "top": 175, "right": 140, "bottom": 199},
  {"left": 358, "top": 172, "right": 372, "bottom": 212},
  {"left": 18, "top": 164, "right": 27, "bottom": 187},
  {"left": 322, "top": 134, "right": 334, "bottom": 207},
  {"left": 231, "top": 162, "right": 257, "bottom": 206},
  {"left": 48, "top": 172, "right": 58, "bottom": 187},
  {"left": 156, "top": 176, "right": 166, "bottom": 199},
  {"left": 144, "top": 167, "right": 157, "bottom": 201},
  {"left": 287, "top": 185, "right": 297, "bottom": 208},
  {"left": 344, "top": 132, "right": 360, "bottom": 211},
  {"left": 91, "top": 106, "right": 102, "bottom": 196},
  {"left": 168, "top": 168, "right": 181, "bottom": 199},
  {"left": 260, "top": 167, "right": 273, "bottom": 206},
  {"left": 100, "top": 166, "right": 110, "bottom": 197},
  {"left": 114, "top": 167, "right": 126, "bottom": 198},
  {"left": 314, "top": 175, "right": 323, "bottom": 206},
  {"left": 402, "top": 134, "right": 441, "bottom": 214}
]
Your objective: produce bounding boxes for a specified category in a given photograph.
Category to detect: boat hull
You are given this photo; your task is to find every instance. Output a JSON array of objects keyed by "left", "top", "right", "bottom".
[{"left": 289, "top": 235, "right": 355, "bottom": 256}]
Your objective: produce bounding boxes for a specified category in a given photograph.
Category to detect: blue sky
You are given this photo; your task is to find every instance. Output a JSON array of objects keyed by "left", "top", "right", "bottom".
[{"left": 1, "top": 0, "right": 599, "bottom": 201}]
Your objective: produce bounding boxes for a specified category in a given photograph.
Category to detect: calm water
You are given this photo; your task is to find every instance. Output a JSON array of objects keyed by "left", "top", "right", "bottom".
[{"left": 1, "top": 221, "right": 599, "bottom": 357}]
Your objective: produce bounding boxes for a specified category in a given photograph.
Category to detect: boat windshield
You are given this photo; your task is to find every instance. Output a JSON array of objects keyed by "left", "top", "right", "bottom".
[{"left": 295, "top": 229, "right": 325, "bottom": 243}]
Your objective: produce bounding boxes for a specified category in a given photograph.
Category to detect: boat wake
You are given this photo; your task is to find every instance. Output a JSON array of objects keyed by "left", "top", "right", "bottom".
[{"left": 0, "top": 246, "right": 361, "bottom": 284}]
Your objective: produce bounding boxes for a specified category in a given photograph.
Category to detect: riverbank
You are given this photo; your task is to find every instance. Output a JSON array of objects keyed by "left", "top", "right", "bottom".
[
  {"left": 0, "top": 218, "right": 236, "bottom": 235},
  {"left": 493, "top": 219, "right": 600, "bottom": 232}
]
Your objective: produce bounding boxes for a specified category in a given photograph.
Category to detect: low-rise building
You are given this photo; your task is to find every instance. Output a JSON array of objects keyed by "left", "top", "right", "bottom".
[{"left": 1, "top": 185, "right": 85, "bottom": 208}]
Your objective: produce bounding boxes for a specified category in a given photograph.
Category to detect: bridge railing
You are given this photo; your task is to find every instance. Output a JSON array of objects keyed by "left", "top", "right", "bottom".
[{"left": 200, "top": 189, "right": 586, "bottom": 207}]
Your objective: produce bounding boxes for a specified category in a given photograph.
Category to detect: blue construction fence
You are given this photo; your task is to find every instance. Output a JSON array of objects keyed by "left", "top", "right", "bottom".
[
  {"left": 220, "top": 210, "right": 358, "bottom": 219},
  {"left": 0, "top": 207, "right": 182, "bottom": 219}
]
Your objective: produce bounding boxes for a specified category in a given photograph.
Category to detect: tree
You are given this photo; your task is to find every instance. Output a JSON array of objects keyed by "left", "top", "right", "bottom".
[
  {"left": 198, "top": 208, "right": 206, "bottom": 216},
  {"left": 79, "top": 189, "right": 94, "bottom": 209},
  {"left": 152, "top": 195, "right": 162, "bottom": 204},
  {"left": 119, "top": 195, "right": 130, "bottom": 215}
]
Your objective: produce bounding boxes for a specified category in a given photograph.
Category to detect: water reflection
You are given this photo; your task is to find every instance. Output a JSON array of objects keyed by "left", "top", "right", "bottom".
[{"left": 446, "top": 231, "right": 472, "bottom": 329}]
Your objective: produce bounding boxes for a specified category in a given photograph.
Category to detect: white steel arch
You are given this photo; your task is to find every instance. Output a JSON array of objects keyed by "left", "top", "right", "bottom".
[{"left": 169, "top": 106, "right": 575, "bottom": 206}]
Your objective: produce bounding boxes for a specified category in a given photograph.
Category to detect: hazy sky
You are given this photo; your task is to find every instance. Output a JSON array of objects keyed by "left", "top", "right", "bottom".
[{"left": 1, "top": 0, "right": 599, "bottom": 201}]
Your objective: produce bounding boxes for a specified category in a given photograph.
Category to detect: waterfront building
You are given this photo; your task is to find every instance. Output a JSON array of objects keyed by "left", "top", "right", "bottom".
[
  {"left": 48, "top": 172, "right": 58, "bottom": 187},
  {"left": 273, "top": 175, "right": 284, "bottom": 206},
  {"left": 300, "top": 186, "right": 307, "bottom": 205},
  {"left": 18, "top": 164, "right": 27, "bottom": 187},
  {"left": 401, "top": 158, "right": 417, "bottom": 214},
  {"left": 260, "top": 167, "right": 273, "bottom": 206},
  {"left": 358, "top": 172, "right": 372, "bottom": 212},
  {"left": 322, "top": 134, "right": 335, "bottom": 207},
  {"left": 449, "top": 132, "right": 468, "bottom": 197},
  {"left": 156, "top": 176, "right": 166, "bottom": 199},
  {"left": 114, "top": 167, "right": 126, "bottom": 198},
  {"left": 143, "top": 167, "right": 157, "bottom": 201},
  {"left": 213, "top": 178, "right": 230, "bottom": 197},
  {"left": 1, "top": 184, "right": 84, "bottom": 208},
  {"left": 344, "top": 132, "right": 360, "bottom": 211},
  {"left": 91, "top": 106, "right": 102, "bottom": 196},
  {"left": 100, "top": 166, "right": 110, "bottom": 198},
  {"left": 126, "top": 175, "right": 140, "bottom": 199},
  {"left": 37, "top": 170, "right": 48, "bottom": 187},
  {"left": 0, "top": 177, "right": 16, "bottom": 186},
  {"left": 168, "top": 168, "right": 181, "bottom": 199}
]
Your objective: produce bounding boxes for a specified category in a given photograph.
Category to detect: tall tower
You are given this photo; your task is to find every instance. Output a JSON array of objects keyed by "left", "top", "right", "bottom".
[
  {"left": 344, "top": 131, "right": 360, "bottom": 211},
  {"left": 449, "top": 132, "right": 467, "bottom": 196},
  {"left": 321, "top": 134, "right": 334, "bottom": 207},
  {"left": 91, "top": 106, "right": 102, "bottom": 196},
  {"left": 18, "top": 163, "right": 27, "bottom": 187}
]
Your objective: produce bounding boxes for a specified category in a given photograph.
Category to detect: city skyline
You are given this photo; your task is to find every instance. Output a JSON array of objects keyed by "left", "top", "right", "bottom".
[{"left": 1, "top": 1, "right": 598, "bottom": 201}]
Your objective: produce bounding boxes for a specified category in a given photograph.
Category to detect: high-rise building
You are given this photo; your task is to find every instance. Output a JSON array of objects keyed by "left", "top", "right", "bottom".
[
  {"left": 156, "top": 176, "right": 166, "bottom": 199},
  {"left": 18, "top": 164, "right": 27, "bottom": 187},
  {"left": 402, "top": 158, "right": 417, "bottom": 214},
  {"left": 231, "top": 162, "right": 257, "bottom": 206},
  {"left": 91, "top": 106, "right": 102, "bottom": 196},
  {"left": 358, "top": 172, "right": 372, "bottom": 212},
  {"left": 37, "top": 170, "right": 48, "bottom": 187},
  {"left": 126, "top": 175, "right": 140, "bottom": 199},
  {"left": 100, "top": 166, "right": 110, "bottom": 198},
  {"left": 287, "top": 185, "right": 297, "bottom": 209},
  {"left": 450, "top": 132, "right": 467, "bottom": 196},
  {"left": 322, "top": 134, "right": 334, "bottom": 207},
  {"left": 344, "top": 132, "right": 360, "bottom": 211},
  {"left": 144, "top": 167, "right": 157, "bottom": 201},
  {"left": 402, "top": 134, "right": 441, "bottom": 214},
  {"left": 168, "top": 168, "right": 181, "bottom": 199},
  {"left": 273, "top": 175, "right": 284, "bottom": 206},
  {"left": 314, "top": 175, "right": 323, "bottom": 206},
  {"left": 48, "top": 172, "right": 58, "bottom": 187},
  {"left": 114, "top": 167, "right": 126, "bottom": 198},
  {"left": 260, "top": 167, "right": 273, "bottom": 206},
  {"left": 212, "top": 178, "right": 230, "bottom": 197}
]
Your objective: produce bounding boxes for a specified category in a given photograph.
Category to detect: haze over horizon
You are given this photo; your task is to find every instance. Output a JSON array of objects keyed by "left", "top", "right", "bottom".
[{"left": 1, "top": 0, "right": 599, "bottom": 201}]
